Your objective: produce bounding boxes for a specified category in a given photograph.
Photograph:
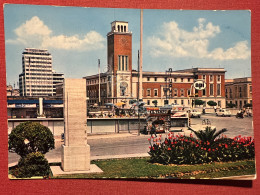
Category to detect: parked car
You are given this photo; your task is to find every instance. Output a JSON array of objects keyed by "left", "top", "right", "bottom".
[
  {"left": 216, "top": 109, "right": 231, "bottom": 117},
  {"left": 188, "top": 109, "right": 202, "bottom": 118}
]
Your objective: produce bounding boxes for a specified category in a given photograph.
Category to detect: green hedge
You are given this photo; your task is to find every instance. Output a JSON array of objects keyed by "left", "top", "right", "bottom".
[{"left": 10, "top": 152, "right": 51, "bottom": 178}]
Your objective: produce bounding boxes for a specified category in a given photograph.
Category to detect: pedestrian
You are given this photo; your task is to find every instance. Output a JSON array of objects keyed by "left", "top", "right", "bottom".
[
  {"left": 214, "top": 106, "right": 217, "bottom": 112},
  {"left": 150, "top": 124, "right": 157, "bottom": 137}
]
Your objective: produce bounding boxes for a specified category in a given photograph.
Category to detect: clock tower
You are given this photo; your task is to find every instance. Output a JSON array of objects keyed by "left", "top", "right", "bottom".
[{"left": 107, "top": 21, "right": 132, "bottom": 103}]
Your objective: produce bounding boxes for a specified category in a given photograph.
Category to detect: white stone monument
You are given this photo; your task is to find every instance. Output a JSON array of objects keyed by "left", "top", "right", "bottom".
[{"left": 61, "top": 79, "right": 90, "bottom": 171}]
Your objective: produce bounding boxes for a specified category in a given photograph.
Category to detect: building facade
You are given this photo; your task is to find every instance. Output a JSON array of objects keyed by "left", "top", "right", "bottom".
[
  {"left": 225, "top": 77, "right": 252, "bottom": 108},
  {"left": 84, "top": 21, "right": 226, "bottom": 108},
  {"left": 19, "top": 48, "right": 64, "bottom": 96}
]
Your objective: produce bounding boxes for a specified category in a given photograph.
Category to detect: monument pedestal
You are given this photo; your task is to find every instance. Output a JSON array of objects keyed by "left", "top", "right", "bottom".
[{"left": 61, "top": 144, "right": 90, "bottom": 171}]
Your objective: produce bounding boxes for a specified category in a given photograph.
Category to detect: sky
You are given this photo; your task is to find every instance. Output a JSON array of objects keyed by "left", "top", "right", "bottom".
[{"left": 4, "top": 4, "right": 251, "bottom": 86}]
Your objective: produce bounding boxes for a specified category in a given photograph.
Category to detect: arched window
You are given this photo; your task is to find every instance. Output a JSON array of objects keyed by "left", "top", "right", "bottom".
[
  {"left": 121, "top": 25, "right": 123, "bottom": 32},
  {"left": 118, "top": 25, "right": 120, "bottom": 32},
  {"left": 124, "top": 26, "right": 126, "bottom": 32}
]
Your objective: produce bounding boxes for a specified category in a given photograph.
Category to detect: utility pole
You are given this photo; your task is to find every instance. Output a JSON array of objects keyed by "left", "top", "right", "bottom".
[
  {"left": 98, "top": 59, "right": 101, "bottom": 106},
  {"left": 137, "top": 50, "right": 140, "bottom": 136}
]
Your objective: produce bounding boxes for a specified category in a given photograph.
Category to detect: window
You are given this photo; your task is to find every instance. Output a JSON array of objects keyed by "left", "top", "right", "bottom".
[
  {"left": 147, "top": 89, "right": 151, "bottom": 96},
  {"left": 210, "top": 84, "right": 214, "bottom": 96},
  {"left": 210, "top": 75, "right": 213, "bottom": 82},
  {"left": 217, "top": 75, "right": 221, "bottom": 82},
  {"left": 180, "top": 89, "right": 184, "bottom": 96},
  {"left": 118, "top": 56, "right": 121, "bottom": 70},
  {"left": 217, "top": 84, "right": 221, "bottom": 96},
  {"left": 203, "top": 89, "right": 206, "bottom": 96},
  {"left": 203, "top": 75, "right": 206, "bottom": 80},
  {"left": 122, "top": 56, "right": 124, "bottom": 71},
  {"left": 229, "top": 88, "right": 232, "bottom": 98},
  {"left": 188, "top": 78, "right": 190, "bottom": 82},
  {"left": 164, "top": 77, "right": 167, "bottom": 82},
  {"left": 154, "top": 77, "right": 157, "bottom": 81},
  {"left": 147, "top": 77, "right": 150, "bottom": 81},
  {"left": 118, "top": 55, "right": 128, "bottom": 71},
  {"left": 125, "top": 56, "right": 128, "bottom": 70},
  {"left": 174, "top": 89, "right": 178, "bottom": 96},
  {"left": 163, "top": 88, "right": 167, "bottom": 96},
  {"left": 154, "top": 89, "right": 158, "bottom": 96},
  {"left": 181, "top": 78, "right": 184, "bottom": 82},
  {"left": 174, "top": 78, "right": 177, "bottom": 82},
  {"left": 174, "top": 100, "right": 177, "bottom": 104},
  {"left": 147, "top": 100, "right": 150, "bottom": 105},
  {"left": 218, "top": 101, "right": 221, "bottom": 107}
]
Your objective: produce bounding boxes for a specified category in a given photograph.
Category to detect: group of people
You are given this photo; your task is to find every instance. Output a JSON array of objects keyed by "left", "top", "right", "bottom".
[{"left": 237, "top": 108, "right": 252, "bottom": 118}]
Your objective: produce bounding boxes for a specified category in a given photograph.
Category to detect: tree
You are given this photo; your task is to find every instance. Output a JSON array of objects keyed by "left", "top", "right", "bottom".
[
  {"left": 207, "top": 101, "right": 217, "bottom": 107},
  {"left": 227, "top": 103, "right": 236, "bottom": 108},
  {"left": 194, "top": 99, "right": 205, "bottom": 106},
  {"left": 190, "top": 126, "right": 228, "bottom": 144},
  {"left": 8, "top": 121, "right": 55, "bottom": 157},
  {"left": 152, "top": 100, "right": 158, "bottom": 107},
  {"left": 243, "top": 103, "right": 252, "bottom": 108},
  {"left": 129, "top": 99, "right": 137, "bottom": 104}
]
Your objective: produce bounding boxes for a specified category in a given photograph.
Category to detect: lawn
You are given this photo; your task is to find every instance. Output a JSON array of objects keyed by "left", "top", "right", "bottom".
[{"left": 53, "top": 158, "right": 255, "bottom": 179}]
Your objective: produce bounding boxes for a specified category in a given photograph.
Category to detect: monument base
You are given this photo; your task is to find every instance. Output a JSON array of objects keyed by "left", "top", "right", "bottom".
[{"left": 61, "top": 144, "right": 90, "bottom": 171}]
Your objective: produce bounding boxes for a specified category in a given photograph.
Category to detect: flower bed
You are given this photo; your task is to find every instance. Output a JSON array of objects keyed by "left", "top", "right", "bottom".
[{"left": 148, "top": 133, "right": 254, "bottom": 165}]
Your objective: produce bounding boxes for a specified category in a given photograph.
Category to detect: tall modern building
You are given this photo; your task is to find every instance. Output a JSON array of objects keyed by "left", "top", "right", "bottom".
[
  {"left": 84, "top": 21, "right": 227, "bottom": 108},
  {"left": 19, "top": 48, "right": 64, "bottom": 96}
]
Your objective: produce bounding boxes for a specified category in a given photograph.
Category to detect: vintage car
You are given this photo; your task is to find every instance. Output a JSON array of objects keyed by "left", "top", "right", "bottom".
[
  {"left": 187, "top": 109, "right": 202, "bottom": 118},
  {"left": 216, "top": 109, "right": 232, "bottom": 117}
]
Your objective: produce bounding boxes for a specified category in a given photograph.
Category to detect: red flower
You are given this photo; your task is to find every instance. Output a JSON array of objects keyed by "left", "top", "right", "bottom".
[
  {"left": 208, "top": 148, "right": 211, "bottom": 152},
  {"left": 148, "top": 138, "right": 151, "bottom": 141},
  {"left": 207, "top": 141, "right": 210, "bottom": 145},
  {"left": 159, "top": 138, "right": 161, "bottom": 140},
  {"left": 167, "top": 148, "right": 171, "bottom": 151},
  {"left": 225, "top": 144, "right": 228, "bottom": 149},
  {"left": 212, "top": 149, "right": 215, "bottom": 152},
  {"left": 149, "top": 146, "right": 151, "bottom": 149},
  {"left": 204, "top": 148, "right": 207, "bottom": 151},
  {"left": 152, "top": 147, "right": 155, "bottom": 150},
  {"left": 196, "top": 144, "right": 199, "bottom": 147}
]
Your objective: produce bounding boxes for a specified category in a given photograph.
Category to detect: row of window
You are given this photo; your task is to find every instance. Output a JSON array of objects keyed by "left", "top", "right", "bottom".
[
  {"left": 25, "top": 69, "right": 52, "bottom": 72},
  {"left": 87, "top": 78, "right": 106, "bottom": 85},
  {"left": 23, "top": 57, "right": 52, "bottom": 60},
  {"left": 25, "top": 73, "right": 53, "bottom": 76},
  {"left": 144, "top": 84, "right": 221, "bottom": 97},
  {"left": 24, "top": 61, "right": 52, "bottom": 64},
  {"left": 202, "top": 75, "right": 222, "bottom": 82},
  {"left": 23, "top": 65, "right": 52, "bottom": 69},
  {"left": 26, "top": 89, "right": 53, "bottom": 92},
  {"left": 118, "top": 55, "right": 128, "bottom": 71}
]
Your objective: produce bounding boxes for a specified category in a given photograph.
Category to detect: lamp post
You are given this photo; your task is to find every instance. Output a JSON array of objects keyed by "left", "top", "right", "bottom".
[{"left": 165, "top": 68, "right": 173, "bottom": 105}]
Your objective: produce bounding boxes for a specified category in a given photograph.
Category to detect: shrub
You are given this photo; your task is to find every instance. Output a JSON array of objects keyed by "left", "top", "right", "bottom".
[
  {"left": 148, "top": 133, "right": 254, "bottom": 165},
  {"left": 11, "top": 152, "right": 51, "bottom": 178},
  {"left": 207, "top": 101, "right": 217, "bottom": 107},
  {"left": 8, "top": 121, "right": 55, "bottom": 157}
]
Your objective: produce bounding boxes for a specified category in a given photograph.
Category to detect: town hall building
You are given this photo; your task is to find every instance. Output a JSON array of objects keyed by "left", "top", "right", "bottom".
[{"left": 84, "top": 21, "right": 226, "bottom": 108}]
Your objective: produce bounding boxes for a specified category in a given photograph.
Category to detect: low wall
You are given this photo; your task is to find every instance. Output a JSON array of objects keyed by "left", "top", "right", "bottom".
[{"left": 8, "top": 118, "right": 64, "bottom": 136}]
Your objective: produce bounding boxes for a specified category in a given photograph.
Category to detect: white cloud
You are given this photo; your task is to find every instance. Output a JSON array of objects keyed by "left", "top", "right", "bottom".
[
  {"left": 6, "top": 16, "right": 105, "bottom": 51},
  {"left": 148, "top": 18, "right": 250, "bottom": 60}
]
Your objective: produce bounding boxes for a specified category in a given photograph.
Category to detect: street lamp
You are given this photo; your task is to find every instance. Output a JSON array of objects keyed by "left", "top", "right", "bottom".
[{"left": 165, "top": 68, "right": 173, "bottom": 105}]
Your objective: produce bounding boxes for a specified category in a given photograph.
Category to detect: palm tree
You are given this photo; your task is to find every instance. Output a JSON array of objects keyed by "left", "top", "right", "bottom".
[{"left": 191, "top": 126, "right": 228, "bottom": 144}]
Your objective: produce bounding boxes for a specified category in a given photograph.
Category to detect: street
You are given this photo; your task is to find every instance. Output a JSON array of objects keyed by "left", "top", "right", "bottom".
[{"left": 8, "top": 113, "right": 254, "bottom": 165}]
